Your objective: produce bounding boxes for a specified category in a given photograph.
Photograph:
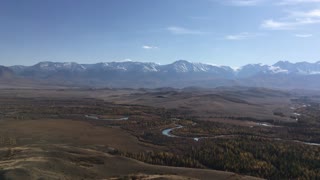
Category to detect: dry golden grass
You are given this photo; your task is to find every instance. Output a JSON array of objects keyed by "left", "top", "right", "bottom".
[
  {"left": 0, "top": 145, "right": 261, "bottom": 180},
  {"left": 0, "top": 119, "right": 160, "bottom": 153}
]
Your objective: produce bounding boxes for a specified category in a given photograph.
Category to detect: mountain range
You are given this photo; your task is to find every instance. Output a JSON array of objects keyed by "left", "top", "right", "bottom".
[{"left": 2, "top": 60, "right": 320, "bottom": 89}]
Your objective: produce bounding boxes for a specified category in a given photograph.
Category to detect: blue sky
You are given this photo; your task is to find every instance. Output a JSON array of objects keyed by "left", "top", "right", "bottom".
[{"left": 0, "top": 0, "right": 320, "bottom": 67}]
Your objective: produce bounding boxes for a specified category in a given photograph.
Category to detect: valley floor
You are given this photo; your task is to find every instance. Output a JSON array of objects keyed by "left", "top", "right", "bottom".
[{"left": 0, "top": 87, "right": 319, "bottom": 179}]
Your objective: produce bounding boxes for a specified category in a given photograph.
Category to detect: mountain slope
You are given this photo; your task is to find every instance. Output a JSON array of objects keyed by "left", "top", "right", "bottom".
[{"left": 0, "top": 66, "right": 14, "bottom": 79}]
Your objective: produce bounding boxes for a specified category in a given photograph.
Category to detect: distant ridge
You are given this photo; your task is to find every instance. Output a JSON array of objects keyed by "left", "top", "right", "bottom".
[
  {"left": 7, "top": 60, "right": 320, "bottom": 75},
  {"left": 3, "top": 60, "right": 320, "bottom": 89}
]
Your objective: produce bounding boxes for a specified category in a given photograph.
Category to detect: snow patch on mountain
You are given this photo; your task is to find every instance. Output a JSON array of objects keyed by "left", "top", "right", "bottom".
[
  {"left": 268, "top": 66, "right": 288, "bottom": 74},
  {"left": 8, "top": 60, "right": 320, "bottom": 79}
]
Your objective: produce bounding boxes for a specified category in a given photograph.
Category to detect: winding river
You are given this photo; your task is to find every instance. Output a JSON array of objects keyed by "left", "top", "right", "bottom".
[
  {"left": 161, "top": 125, "right": 230, "bottom": 141},
  {"left": 85, "top": 115, "right": 129, "bottom": 121},
  {"left": 162, "top": 125, "right": 320, "bottom": 146},
  {"left": 162, "top": 125, "right": 183, "bottom": 137}
]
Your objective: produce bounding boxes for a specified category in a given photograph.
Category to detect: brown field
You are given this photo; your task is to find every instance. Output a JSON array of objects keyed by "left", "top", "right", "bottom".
[
  {"left": 0, "top": 88, "right": 264, "bottom": 179},
  {"left": 0, "top": 145, "right": 259, "bottom": 180},
  {"left": 0, "top": 118, "right": 260, "bottom": 180},
  {"left": 0, "top": 87, "right": 295, "bottom": 122},
  {"left": 0, "top": 87, "right": 319, "bottom": 179},
  {"left": 0, "top": 119, "right": 159, "bottom": 153}
]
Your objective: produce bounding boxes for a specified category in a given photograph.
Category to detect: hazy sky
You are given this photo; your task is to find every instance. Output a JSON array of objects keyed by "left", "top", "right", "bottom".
[{"left": 0, "top": 0, "right": 320, "bottom": 67}]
